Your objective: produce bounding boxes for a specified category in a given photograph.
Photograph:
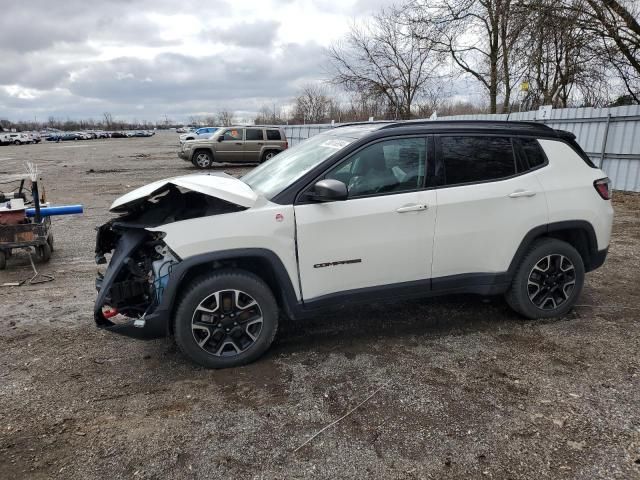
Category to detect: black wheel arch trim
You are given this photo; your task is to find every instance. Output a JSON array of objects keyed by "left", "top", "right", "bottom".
[
  {"left": 157, "top": 248, "right": 301, "bottom": 336},
  {"left": 191, "top": 147, "right": 214, "bottom": 162},
  {"left": 507, "top": 220, "right": 602, "bottom": 276}
]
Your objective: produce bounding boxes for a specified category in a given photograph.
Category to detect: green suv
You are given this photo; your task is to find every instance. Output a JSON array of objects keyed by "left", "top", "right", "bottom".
[{"left": 178, "top": 126, "right": 288, "bottom": 168}]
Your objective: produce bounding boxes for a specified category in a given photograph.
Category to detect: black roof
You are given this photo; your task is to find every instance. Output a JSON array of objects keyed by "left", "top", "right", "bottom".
[{"left": 332, "top": 120, "right": 568, "bottom": 139}]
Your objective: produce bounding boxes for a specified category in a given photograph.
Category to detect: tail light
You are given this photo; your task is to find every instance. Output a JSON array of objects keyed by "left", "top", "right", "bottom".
[
  {"left": 284, "top": 141, "right": 288, "bottom": 149},
  {"left": 594, "top": 177, "right": 611, "bottom": 200}
]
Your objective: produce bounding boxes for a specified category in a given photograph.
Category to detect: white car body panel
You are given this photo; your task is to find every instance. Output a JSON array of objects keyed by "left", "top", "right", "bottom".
[
  {"left": 104, "top": 131, "right": 613, "bottom": 316},
  {"left": 432, "top": 172, "right": 549, "bottom": 278},
  {"left": 535, "top": 139, "right": 613, "bottom": 250},
  {"left": 110, "top": 173, "right": 258, "bottom": 212},
  {"left": 149, "top": 200, "right": 301, "bottom": 299},
  {"left": 294, "top": 190, "right": 437, "bottom": 299}
]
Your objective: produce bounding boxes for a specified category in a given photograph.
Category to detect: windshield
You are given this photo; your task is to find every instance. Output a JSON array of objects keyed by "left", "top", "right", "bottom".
[{"left": 242, "top": 133, "right": 355, "bottom": 198}]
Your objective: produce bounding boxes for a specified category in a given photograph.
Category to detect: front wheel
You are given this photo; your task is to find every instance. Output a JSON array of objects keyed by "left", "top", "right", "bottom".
[
  {"left": 174, "top": 270, "right": 279, "bottom": 368},
  {"left": 192, "top": 150, "right": 213, "bottom": 169},
  {"left": 506, "top": 238, "right": 585, "bottom": 319}
]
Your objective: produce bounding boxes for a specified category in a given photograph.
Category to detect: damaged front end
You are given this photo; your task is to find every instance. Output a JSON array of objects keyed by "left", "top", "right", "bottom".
[{"left": 94, "top": 173, "right": 254, "bottom": 339}]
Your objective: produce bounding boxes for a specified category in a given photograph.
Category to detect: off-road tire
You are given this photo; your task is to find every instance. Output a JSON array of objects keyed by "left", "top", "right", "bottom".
[
  {"left": 174, "top": 269, "right": 279, "bottom": 368},
  {"left": 506, "top": 238, "right": 584, "bottom": 319},
  {"left": 0, "top": 251, "right": 6, "bottom": 270}
]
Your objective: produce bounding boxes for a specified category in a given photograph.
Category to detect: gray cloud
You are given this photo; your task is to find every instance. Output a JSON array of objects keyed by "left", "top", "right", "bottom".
[
  {"left": 0, "top": 42, "right": 327, "bottom": 121},
  {"left": 0, "top": 0, "right": 396, "bottom": 122},
  {"left": 211, "top": 20, "right": 281, "bottom": 48}
]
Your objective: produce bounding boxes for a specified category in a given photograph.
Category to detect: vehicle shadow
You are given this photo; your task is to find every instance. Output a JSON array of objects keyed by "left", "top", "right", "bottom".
[{"left": 269, "top": 294, "right": 540, "bottom": 357}]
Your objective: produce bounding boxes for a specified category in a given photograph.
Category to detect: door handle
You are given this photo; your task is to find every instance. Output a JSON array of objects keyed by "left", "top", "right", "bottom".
[
  {"left": 235, "top": 142, "right": 242, "bottom": 145},
  {"left": 396, "top": 204, "right": 428, "bottom": 213},
  {"left": 508, "top": 190, "right": 537, "bottom": 198},
  {"left": 257, "top": 143, "right": 264, "bottom": 145}
]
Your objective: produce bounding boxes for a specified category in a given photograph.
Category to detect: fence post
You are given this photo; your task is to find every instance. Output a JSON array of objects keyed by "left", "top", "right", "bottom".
[{"left": 600, "top": 113, "right": 612, "bottom": 169}]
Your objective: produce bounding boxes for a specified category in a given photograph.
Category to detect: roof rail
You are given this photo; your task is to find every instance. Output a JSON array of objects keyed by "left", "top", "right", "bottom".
[
  {"left": 379, "top": 119, "right": 555, "bottom": 132},
  {"left": 330, "top": 120, "right": 393, "bottom": 129}
]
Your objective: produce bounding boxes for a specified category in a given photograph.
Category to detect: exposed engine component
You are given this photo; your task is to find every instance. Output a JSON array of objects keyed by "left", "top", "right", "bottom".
[{"left": 95, "top": 184, "right": 245, "bottom": 328}]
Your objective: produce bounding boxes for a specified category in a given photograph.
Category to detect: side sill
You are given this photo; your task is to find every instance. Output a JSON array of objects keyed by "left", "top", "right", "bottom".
[{"left": 300, "top": 273, "right": 510, "bottom": 314}]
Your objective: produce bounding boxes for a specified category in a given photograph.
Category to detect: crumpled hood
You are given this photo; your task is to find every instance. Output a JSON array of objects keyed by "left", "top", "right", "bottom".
[{"left": 109, "top": 172, "right": 258, "bottom": 212}]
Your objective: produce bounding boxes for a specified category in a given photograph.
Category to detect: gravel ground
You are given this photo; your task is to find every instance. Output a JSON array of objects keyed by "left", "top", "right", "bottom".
[{"left": 0, "top": 132, "right": 639, "bottom": 479}]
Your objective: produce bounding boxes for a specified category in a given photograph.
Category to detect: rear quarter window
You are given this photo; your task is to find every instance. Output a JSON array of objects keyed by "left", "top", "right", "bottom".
[
  {"left": 516, "top": 138, "right": 547, "bottom": 169},
  {"left": 266, "top": 129, "right": 282, "bottom": 141}
]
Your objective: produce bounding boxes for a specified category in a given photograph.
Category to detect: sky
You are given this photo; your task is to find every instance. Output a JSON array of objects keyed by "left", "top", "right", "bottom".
[{"left": 0, "top": 0, "right": 396, "bottom": 124}]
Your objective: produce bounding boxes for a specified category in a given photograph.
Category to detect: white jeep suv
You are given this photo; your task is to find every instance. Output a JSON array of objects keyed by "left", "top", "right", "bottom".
[{"left": 94, "top": 121, "right": 613, "bottom": 368}]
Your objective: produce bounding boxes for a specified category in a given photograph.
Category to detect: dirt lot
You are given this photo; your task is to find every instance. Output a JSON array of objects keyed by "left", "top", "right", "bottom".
[{"left": 0, "top": 132, "right": 639, "bottom": 479}]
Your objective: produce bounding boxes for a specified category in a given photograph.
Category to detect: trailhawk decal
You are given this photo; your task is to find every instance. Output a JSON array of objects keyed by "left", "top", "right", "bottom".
[{"left": 313, "top": 259, "right": 362, "bottom": 269}]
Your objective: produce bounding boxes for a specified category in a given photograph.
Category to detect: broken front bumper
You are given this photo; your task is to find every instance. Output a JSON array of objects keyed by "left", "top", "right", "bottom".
[{"left": 94, "top": 227, "right": 171, "bottom": 340}]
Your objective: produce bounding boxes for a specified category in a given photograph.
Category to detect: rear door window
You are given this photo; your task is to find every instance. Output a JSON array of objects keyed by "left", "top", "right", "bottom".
[
  {"left": 246, "top": 129, "right": 264, "bottom": 141},
  {"left": 439, "top": 136, "right": 515, "bottom": 185},
  {"left": 266, "top": 129, "right": 282, "bottom": 140}
]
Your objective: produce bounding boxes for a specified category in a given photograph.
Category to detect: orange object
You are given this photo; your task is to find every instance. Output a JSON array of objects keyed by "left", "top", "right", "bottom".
[{"left": 0, "top": 209, "right": 26, "bottom": 225}]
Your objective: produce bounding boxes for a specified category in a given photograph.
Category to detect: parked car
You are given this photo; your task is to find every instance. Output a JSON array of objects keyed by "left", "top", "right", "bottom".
[
  {"left": 28, "top": 132, "right": 42, "bottom": 143},
  {"left": 5, "top": 133, "right": 31, "bottom": 145},
  {"left": 134, "top": 130, "right": 153, "bottom": 137},
  {"left": 65, "top": 132, "right": 83, "bottom": 141},
  {"left": 111, "top": 131, "right": 128, "bottom": 138},
  {"left": 95, "top": 120, "right": 614, "bottom": 368},
  {"left": 0, "top": 132, "right": 11, "bottom": 145},
  {"left": 179, "top": 127, "right": 218, "bottom": 142},
  {"left": 178, "top": 126, "right": 288, "bottom": 168}
]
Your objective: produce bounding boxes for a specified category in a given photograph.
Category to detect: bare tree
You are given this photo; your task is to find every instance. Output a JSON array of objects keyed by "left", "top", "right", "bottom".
[
  {"left": 293, "top": 85, "right": 332, "bottom": 123},
  {"left": 254, "top": 103, "right": 287, "bottom": 124},
  {"left": 515, "top": 0, "right": 606, "bottom": 108},
  {"left": 409, "top": 0, "right": 526, "bottom": 113},
  {"left": 216, "top": 110, "right": 235, "bottom": 126},
  {"left": 572, "top": 0, "right": 640, "bottom": 102},
  {"left": 327, "top": 7, "right": 441, "bottom": 119}
]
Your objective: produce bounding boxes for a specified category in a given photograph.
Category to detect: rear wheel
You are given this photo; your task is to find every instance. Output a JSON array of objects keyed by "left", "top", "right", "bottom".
[
  {"left": 506, "top": 238, "right": 584, "bottom": 319},
  {"left": 192, "top": 150, "right": 213, "bottom": 169},
  {"left": 0, "top": 251, "right": 6, "bottom": 270},
  {"left": 261, "top": 150, "right": 277, "bottom": 163},
  {"left": 174, "top": 270, "right": 279, "bottom": 368}
]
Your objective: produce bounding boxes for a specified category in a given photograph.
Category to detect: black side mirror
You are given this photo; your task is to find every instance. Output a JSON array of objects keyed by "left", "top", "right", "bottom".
[
  {"left": 217, "top": 136, "right": 224, "bottom": 142},
  {"left": 308, "top": 179, "right": 348, "bottom": 202}
]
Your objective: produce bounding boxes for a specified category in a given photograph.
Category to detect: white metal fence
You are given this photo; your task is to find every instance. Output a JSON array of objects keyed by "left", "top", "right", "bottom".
[{"left": 282, "top": 105, "right": 640, "bottom": 192}]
